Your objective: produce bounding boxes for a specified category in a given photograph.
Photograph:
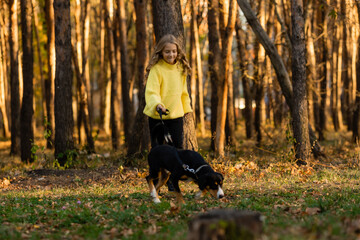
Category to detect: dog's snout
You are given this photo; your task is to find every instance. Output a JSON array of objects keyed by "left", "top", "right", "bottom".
[{"left": 217, "top": 187, "right": 224, "bottom": 199}]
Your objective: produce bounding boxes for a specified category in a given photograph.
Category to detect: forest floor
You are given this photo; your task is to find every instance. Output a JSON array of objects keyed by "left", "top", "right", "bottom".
[{"left": 1, "top": 123, "right": 360, "bottom": 239}]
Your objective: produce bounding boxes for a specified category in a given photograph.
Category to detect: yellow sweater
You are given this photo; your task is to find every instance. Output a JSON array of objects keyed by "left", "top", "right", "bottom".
[{"left": 143, "top": 59, "right": 192, "bottom": 119}]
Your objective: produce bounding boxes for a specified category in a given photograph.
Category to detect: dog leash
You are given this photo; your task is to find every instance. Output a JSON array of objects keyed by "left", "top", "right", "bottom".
[{"left": 157, "top": 108, "right": 173, "bottom": 145}]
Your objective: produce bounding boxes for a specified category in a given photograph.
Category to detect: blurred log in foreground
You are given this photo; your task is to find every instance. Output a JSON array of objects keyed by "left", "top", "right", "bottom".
[{"left": 188, "top": 209, "right": 264, "bottom": 240}]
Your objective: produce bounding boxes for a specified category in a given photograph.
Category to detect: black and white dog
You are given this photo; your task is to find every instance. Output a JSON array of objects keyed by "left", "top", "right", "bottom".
[{"left": 146, "top": 123, "right": 224, "bottom": 204}]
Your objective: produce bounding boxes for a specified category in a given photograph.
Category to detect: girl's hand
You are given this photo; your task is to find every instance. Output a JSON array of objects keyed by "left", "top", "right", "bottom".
[{"left": 156, "top": 104, "right": 166, "bottom": 113}]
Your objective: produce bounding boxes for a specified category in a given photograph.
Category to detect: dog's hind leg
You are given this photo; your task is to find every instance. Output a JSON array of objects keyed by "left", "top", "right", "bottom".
[
  {"left": 146, "top": 175, "right": 161, "bottom": 203},
  {"left": 155, "top": 169, "right": 170, "bottom": 193}
]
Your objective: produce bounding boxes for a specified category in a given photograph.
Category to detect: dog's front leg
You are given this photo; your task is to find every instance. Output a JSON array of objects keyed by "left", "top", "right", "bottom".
[{"left": 171, "top": 178, "right": 185, "bottom": 205}]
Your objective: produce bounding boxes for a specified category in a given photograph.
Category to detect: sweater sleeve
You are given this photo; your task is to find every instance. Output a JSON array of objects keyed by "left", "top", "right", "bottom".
[
  {"left": 144, "top": 68, "right": 165, "bottom": 116},
  {"left": 181, "top": 75, "right": 193, "bottom": 114}
]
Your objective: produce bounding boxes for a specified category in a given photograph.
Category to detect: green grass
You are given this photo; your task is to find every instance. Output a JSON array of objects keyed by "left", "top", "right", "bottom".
[
  {"left": 1, "top": 127, "right": 360, "bottom": 239},
  {"left": 1, "top": 166, "right": 360, "bottom": 240}
]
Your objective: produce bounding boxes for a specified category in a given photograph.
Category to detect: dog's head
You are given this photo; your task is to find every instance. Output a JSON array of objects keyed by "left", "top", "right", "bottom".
[{"left": 198, "top": 172, "right": 224, "bottom": 199}]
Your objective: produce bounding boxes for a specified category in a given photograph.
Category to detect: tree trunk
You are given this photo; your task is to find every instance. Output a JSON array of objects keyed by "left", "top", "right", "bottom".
[
  {"left": 0, "top": 10, "right": 10, "bottom": 138},
  {"left": 54, "top": 0, "right": 75, "bottom": 166},
  {"left": 152, "top": 0, "right": 198, "bottom": 150},
  {"left": 253, "top": 0, "right": 266, "bottom": 146},
  {"left": 330, "top": 2, "right": 343, "bottom": 132},
  {"left": 340, "top": 0, "right": 351, "bottom": 130},
  {"left": 74, "top": 0, "right": 85, "bottom": 144},
  {"left": 71, "top": 45, "right": 95, "bottom": 153},
  {"left": 213, "top": 0, "right": 236, "bottom": 157},
  {"left": 352, "top": 2, "right": 360, "bottom": 143},
  {"left": 9, "top": 0, "right": 21, "bottom": 155},
  {"left": 45, "top": 0, "right": 55, "bottom": 149},
  {"left": 105, "top": 0, "right": 120, "bottom": 150},
  {"left": 116, "top": 0, "right": 133, "bottom": 146},
  {"left": 99, "top": 0, "right": 106, "bottom": 131},
  {"left": 31, "top": 0, "right": 45, "bottom": 134},
  {"left": 82, "top": 0, "right": 92, "bottom": 133},
  {"left": 20, "top": 0, "right": 34, "bottom": 162},
  {"left": 291, "top": 0, "right": 310, "bottom": 164},
  {"left": 192, "top": 0, "right": 206, "bottom": 137},
  {"left": 127, "top": 0, "right": 150, "bottom": 158},
  {"left": 208, "top": 0, "right": 222, "bottom": 151},
  {"left": 225, "top": 55, "right": 236, "bottom": 146},
  {"left": 317, "top": 3, "right": 327, "bottom": 141},
  {"left": 235, "top": 16, "right": 253, "bottom": 139}
]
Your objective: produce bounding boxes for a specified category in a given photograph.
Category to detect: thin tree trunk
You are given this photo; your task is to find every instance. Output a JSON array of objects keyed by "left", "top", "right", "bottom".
[
  {"left": 352, "top": 2, "right": 360, "bottom": 143},
  {"left": 105, "top": 0, "right": 120, "bottom": 150},
  {"left": 20, "top": 0, "right": 34, "bottom": 162},
  {"left": 0, "top": 8, "right": 10, "bottom": 138},
  {"left": 225, "top": 55, "right": 236, "bottom": 146},
  {"left": 45, "top": 0, "right": 55, "bottom": 148},
  {"left": 127, "top": 0, "right": 150, "bottom": 158},
  {"left": 31, "top": 0, "right": 45, "bottom": 131},
  {"left": 340, "top": 0, "right": 351, "bottom": 130},
  {"left": 235, "top": 16, "right": 253, "bottom": 139},
  {"left": 74, "top": 0, "right": 84, "bottom": 144},
  {"left": 316, "top": 2, "right": 327, "bottom": 141},
  {"left": 116, "top": 0, "right": 133, "bottom": 146},
  {"left": 82, "top": 0, "right": 92, "bottom": 133},
  {"left": 305, "top": 2, "right": 316, "bottom": 129},
  {"left": 192, "top": 0, "right": 206, "bottom": 136},
  {"left": 214, "top": 0, "right": 236, "bottom": 156},
  {"left": 9, "top": 0, "right": 21, "bottom": 155},
  {"left": 71, "top": 45, "right": 95, "bottom": 153},
  {"left": 99, "top": 0, "right": 107, "bottom": 131}
]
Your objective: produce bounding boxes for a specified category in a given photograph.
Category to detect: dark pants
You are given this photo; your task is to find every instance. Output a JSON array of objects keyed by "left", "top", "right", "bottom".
[{"left": 148, "top": 117, "right": 184, "bottom": 149}]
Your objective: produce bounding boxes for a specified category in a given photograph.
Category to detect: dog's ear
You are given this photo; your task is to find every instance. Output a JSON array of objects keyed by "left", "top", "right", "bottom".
[{"left": 216, "top": 172, "right": 224, "bottom": 182}]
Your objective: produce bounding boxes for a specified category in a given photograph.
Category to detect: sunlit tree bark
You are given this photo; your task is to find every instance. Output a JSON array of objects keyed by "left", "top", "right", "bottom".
[
  {"left": 0, "top": 6, "right": 10, "bottom": 138},
  {"left": 44, "top": 0, "right": 55, "bottom": 148},
  {"left": 105, "top": 0, "right": 121, "bottom": 150}
]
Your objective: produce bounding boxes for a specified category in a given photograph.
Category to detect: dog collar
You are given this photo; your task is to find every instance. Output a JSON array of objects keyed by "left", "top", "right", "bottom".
[{"left": 195, "top": 164, "right": 210, "bottom": 173}]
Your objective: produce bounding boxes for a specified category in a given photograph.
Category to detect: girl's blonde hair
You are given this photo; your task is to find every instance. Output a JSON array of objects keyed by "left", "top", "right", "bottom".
[{"left": 145, "top": 34, "right": 191, "bottom": 79}]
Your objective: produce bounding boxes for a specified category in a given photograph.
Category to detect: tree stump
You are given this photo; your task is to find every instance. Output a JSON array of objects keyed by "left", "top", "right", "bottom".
[{"left": 188, "top": 209, "right": 264, "bottom": 240}]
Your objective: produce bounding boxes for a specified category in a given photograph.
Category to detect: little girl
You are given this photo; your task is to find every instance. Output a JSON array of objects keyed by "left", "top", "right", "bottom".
[{"left": 143, "top": 34, "right": 192, "bottom": 149}]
